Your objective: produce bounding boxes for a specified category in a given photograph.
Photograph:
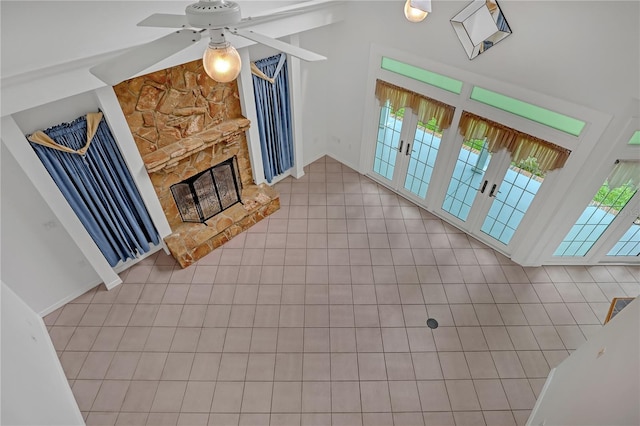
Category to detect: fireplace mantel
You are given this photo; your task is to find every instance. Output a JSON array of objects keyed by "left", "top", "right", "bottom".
[{"left": 142, "top": 117, "right": 250, "bottom": 173}]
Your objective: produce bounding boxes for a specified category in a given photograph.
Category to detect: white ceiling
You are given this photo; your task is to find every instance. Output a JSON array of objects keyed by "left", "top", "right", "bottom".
[{"left": 0, "top": 1, "right": 305, "bottom": 78}]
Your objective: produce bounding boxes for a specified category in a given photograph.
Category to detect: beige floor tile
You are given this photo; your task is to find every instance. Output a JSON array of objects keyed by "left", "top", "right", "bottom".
[
  {"left": 445, "top": 379, "right": 480, "bottom": 411},
  {"left": 211, "top": 382, "right": 244, "bottom": 413},
  {"left": 181, "top": 381, "right": 216, "bottom": 413},
  {"left": 92, "top": 380, "right": 130, "bottom": 412},
  {"left": 189, "top": 352, "right": 221, "bottom": 381},
  {"left": 271, "top": 382, "right": 302, "bottom": 413},
  {"left": 388, "top": 381, "right": 421, "bottom": 412},
  {"left": 417, "top": 380, "right": 451, "bottom": 411},
  {"left": 331, "top": 381, "right": 361, "bottom": 412},
  {"left": 384, "top": 353, "right": 415, "bottom": 380},
  {"left": 330, "top": 353, "right": 359, "bottom": 381},
  {"left": 301, "top": 381, "right": 331, "bottom": 412},
  {"left": 241, "top": 382, "right": 273, "bottom": 413}
]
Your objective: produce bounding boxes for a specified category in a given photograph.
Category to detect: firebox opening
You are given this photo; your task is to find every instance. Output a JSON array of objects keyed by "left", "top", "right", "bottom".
[{"left": 170, "top": 156, "right": 243, "bottom": 224}]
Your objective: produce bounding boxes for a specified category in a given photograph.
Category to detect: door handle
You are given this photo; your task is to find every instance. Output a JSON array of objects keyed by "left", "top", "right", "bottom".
[
  {"left": 398, "top": 140, "right": 404, "bottom": 152},
  {"left": 489, "top": 184, "right": 498, "bottom": 197},
  {"left": 480, "top": 180, "right": 488, "bottom": 193},
  {"left": 405, "top": 143, "right": 411, "bottom": 156}
]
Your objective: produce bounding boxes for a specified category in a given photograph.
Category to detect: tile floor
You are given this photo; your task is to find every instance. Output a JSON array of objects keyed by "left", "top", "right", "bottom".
[{"left": 45, "top": 156, "right": 640, "bottom": 426}]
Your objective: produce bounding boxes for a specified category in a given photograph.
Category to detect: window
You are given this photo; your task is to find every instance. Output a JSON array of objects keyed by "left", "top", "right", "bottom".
[
  {"left": 555, "top": 162, "right": 639, "bottom": 257},
  {"left": 381, "top": 57, "right": 463, "bottom": 94},
  {"left": 470, "top": 86, "right": 586, "bottom": 136}
]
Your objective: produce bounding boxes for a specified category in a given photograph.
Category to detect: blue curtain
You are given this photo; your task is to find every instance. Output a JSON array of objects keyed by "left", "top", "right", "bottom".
[
  {"left": 30, "top": 114, "right": 160, "bottom": 267},
  {"left": 252, "top": 53, "right": 294, "bottom": 183}
]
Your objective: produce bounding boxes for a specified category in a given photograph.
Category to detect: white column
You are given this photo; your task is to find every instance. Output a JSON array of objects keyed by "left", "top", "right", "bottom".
[
  {"left": 237, "top": 47, "right": 267, "bottom": 185},
  {"left": 1, "top": 115, "right": 121, "bottom": 288},
  {"left": 94, "top": 86, "right": 172, "bottom": 251},
  {"left": 288, "top": 34, "right": 306, "bottom": 179}
]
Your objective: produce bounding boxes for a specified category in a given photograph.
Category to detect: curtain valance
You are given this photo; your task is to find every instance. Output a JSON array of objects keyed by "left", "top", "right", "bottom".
[
  {"left": 28, "top": 112, "right": 103, "bottom": 155},
  {"left": 458, "top": 111, "right": 571, "bottom": 173},
  {"left": 374, "top": 79, "right": 455, "bottom": 130}
]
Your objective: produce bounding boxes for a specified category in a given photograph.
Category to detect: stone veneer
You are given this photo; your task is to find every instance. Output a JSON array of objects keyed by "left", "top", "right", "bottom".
[{"left": 114, "top": 59, "right": 279, "bottom": 268}]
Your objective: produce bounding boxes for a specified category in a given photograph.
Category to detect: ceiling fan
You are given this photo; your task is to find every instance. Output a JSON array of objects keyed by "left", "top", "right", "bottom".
[{"left": 89, "top": 0, "right": 326, "bottom": 86}]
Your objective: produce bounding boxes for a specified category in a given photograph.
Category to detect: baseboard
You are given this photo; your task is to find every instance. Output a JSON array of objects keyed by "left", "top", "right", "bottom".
[
  {"left": 38, "top": 278, "right": 104, "bottom": 317},
  {"left": 325, "top": 152, "right": 361, "bottom": 174},
  {"left": 305, "top": 150, "right": 331, "bottom": 168},
  {"left": 268, "top": 169, "right": 293, "bottom": 185},
  {"left": 113, "top": 242, "right": 165, "bottom": 274},
  {"left": 38, "top": 243, "right": 166, "bottom": 316}
]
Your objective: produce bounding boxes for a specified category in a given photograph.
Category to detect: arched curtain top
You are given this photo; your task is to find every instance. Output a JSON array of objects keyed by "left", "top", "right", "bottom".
[
  {"left": 374, "top": 79, "right": 455, "bottom": 130},
  {"left": 458, "top": 111, "right": 572, "bottom": 173},
  {"left": 608, "top": 160, "right": 640, "bottom": 190},
  {"left": 28, "top": 112, "right": 103, "bottom": 155}
]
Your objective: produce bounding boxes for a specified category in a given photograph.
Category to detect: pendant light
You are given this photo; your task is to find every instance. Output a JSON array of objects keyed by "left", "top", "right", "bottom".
[
  {"left": 202, "top": 30, "right": 242, "bottom": 83},
  {"left": 404, "top": 0, "right": 431, "bottom": 23}
]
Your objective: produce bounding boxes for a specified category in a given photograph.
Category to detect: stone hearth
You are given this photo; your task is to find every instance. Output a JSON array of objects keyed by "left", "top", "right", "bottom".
[{"left": 114, "top": 59, "right": 279, "bottom": 268}]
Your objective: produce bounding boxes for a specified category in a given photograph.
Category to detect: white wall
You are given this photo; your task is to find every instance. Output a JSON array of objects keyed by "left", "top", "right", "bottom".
[
  {"left": 298, "top": 1, "right": 639, "bottom": 169},
  {"left": 1, "top": 143, "right": 101, "bottom": 315},
  {"left": 1, "top": 282, "right": 84, "bottom": 426},
  {"left": 527, "top": 298, "right": 640, "bottom": 426}
]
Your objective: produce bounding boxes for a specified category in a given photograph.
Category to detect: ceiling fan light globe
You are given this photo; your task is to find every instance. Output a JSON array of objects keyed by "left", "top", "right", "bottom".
[
  {"left": 203, "top": 43, "right": 242, "bottom": 83},
  {"left": 404, "top": 0, "right": 429, "bottom": 22}
]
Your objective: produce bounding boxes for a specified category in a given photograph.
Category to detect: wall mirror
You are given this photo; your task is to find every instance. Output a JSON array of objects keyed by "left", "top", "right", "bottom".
[{"left": 451, "top": 0, "right": 512, "bottom": 59}]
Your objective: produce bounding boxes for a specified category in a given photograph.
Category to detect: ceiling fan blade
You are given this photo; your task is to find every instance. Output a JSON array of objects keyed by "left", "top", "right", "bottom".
[
  {"left": 228, "top": 27, "right": 326, "bottom": 62},
  {"left": 138, "top": 13, "right": 189, "bottom": 28},
  {"left": 90, "top": 29, "right": 204, "bottom": 86}
]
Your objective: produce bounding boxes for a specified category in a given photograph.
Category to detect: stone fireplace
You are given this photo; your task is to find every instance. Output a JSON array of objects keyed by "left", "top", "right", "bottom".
[{"left": 114, "top": 59, "right": 279, "bottom": 268}]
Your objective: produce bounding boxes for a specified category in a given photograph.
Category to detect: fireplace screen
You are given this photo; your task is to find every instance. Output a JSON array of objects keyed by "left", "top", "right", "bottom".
[{"left": 170, "top": 157, "right": 242, "bottom": 223}]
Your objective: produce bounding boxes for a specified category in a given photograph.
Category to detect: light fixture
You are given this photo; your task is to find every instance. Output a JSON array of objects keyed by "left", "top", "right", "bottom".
[
  {"left": 404, "top": 0, "right": 431, "bottom": 23},
  {"left": 202, "top": 31, "right": 242, "bottom": 83}
]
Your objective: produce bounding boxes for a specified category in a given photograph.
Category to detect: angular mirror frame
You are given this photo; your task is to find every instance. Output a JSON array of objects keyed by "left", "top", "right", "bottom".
[{"left": 451, "top": 0, "right": 512, "bottom": 60}]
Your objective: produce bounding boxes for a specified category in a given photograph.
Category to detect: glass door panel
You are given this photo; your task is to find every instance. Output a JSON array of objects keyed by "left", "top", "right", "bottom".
[
  {"left": 554, "top": 175, "right": 638, "bottom": 257},
  {"left": 369, "top": 101, "right": 452, "bottom": 210},
  {"left": 607, "top": 217, "right": 640, "bottom": 256},
  {"left": 438, "top": 140, "right": 546, "bottom": 253},
  {"left": 442, "top": 139, "right": 491, "bottom": 222},
  {"left": 373, "top": 101, "right": 403, "bottom": 182},
  {"left": 481, "top": 161, "right": 545, "bottom": 245},
  {"left": 403, "top": 119, "right": 442, "bottom": 199}
]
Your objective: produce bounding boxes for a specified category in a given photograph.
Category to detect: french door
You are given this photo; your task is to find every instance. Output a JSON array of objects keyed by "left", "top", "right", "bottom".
[
  {"left": 372, "top": 101, "right": 444, "bottom": 204},
  {"left": 370, "top": 102, "right": 549, "bottom": 254},
  {"left": 436, "top": 134, "right": 548, "bottom": 250}
]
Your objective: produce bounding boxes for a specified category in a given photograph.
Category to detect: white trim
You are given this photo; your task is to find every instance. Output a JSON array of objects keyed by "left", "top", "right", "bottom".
[
  {"left": 237, "top": 47, "right": 266, "bottom": 185},
  {"left": 287, "top": 34, "right": 306, "bottom": 180},
  {"left": 95, "top": 86, "right": 173, "bottom": 242},
  {"left": 589, "top": 190, "right": 640, "bottom": 260}
]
